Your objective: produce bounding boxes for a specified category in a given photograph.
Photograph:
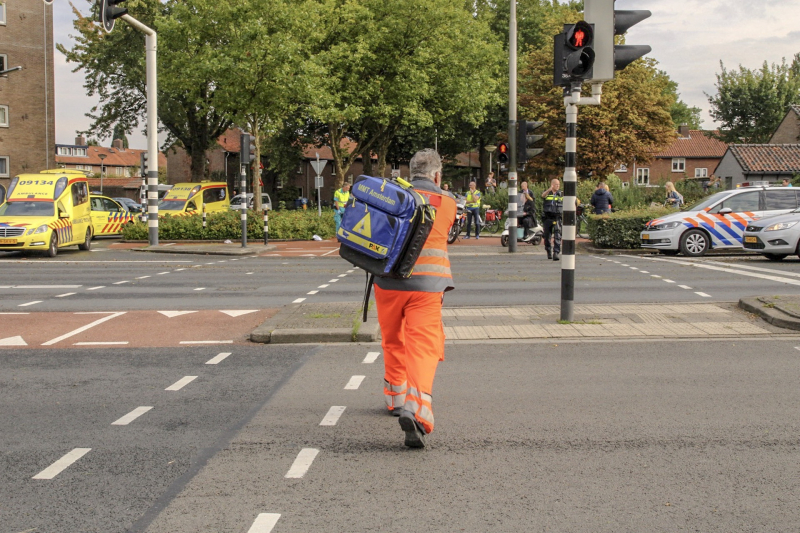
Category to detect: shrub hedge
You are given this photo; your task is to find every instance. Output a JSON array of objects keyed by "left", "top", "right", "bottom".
[
  {"left": 121, "top": 209, "right": 336, "bottom": 241},
  {"left": 587, "top": 207, "right": 672, "bottom": 249}
]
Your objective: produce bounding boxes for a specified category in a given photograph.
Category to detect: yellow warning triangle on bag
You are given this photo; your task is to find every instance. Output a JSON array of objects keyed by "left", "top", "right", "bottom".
[{"left": 352, "top": 211, "right": 372, "bottom": 238}]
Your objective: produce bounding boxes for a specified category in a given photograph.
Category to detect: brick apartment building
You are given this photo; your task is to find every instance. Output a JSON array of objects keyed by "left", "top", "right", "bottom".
[
  {"left": 0, "top": 0, "right": 56, "bottom": 190},
  {"left": 615, "top": 126, "right": 729, "bottom": 186}
]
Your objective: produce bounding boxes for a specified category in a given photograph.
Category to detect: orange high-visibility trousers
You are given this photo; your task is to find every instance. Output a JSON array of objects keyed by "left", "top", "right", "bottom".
[{"left": 374, "top": 285, "right": 444, "bottom": 435}]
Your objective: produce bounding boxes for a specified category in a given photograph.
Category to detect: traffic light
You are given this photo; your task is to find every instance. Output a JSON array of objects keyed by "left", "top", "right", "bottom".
[
  {"left": 140, "top": 151, "right": 148, "bottom": 178},
  {"left": 98, "top": 0, "right": 128, "bottom": 33},
  {"left": 497, "top": 142, "right": 509, "bottom": 165},
  {"left": 240, "top": 133, "right": 256, "bottom": 164},
  {"left": 553, "top": 21, "right": 595, "bottom": 87},
  {"left": 517, "top": 120, "right": 545, "bottom": 163},
  {"left": 584, "top": 0, "right": 651, "bottom": 81}
]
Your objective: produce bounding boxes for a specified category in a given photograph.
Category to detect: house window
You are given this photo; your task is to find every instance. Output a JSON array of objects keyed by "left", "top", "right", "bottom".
[
  {"left": 57, "top": 147, "right": 72, "bottom": 156},
  {"left": 0, "top": 3, "right": 6, "bottom": 26},
  {"left": 0, "top": 156, "right": 8, "bottom": 177},
  {"left": 0, "top": 54, "right": 7, "bottom": 72},
  {"left": 115, "top": 166, "right": 124, "bottom": 176},
  {"left": 614, "top": 164, "right": 628, "bottom": 173},
  {"left": 0, "top": 105, "right": 7, "bottom": 127},
  {"left": 74, "top": 148, "right": 87, "bottom": 157},
  {"left": 694, "top": 168, "right": 708, "bottom": 178},
  {"left": 672, "top": 158, "right": 686, "bottom": 172},
  {"left": 636, "top": 168, "right": 650, "bottom": 186}
]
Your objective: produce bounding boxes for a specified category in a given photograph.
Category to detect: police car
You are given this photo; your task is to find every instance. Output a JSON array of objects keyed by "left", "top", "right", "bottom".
[{"left": 641, "top": 185, "right": 800, "bottom": 256}]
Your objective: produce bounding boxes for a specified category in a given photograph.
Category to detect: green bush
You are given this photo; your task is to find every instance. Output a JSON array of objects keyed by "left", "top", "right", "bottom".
[
  {"left": 587, "top": 207, "right": 672, "bottom": 249},
  {"left": 121, "top": 209, "right": 336, "bottom": 241}
]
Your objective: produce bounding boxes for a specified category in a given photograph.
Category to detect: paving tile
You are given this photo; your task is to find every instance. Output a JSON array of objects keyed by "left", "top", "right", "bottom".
[
  {"left": 542, "top": 324, "right": 581, "bottom": 337},
  {"left": 570, "top": 324, "right": 616, "bottom": 337},
  {"left": 448, "top": 326, "right": 490, "bottom": 340},
  {"left": 485, "top": 325, "right": 520, "bottom": 339},
  {"left": 511, "top": 324, "right": 550, "bottom": 338}
]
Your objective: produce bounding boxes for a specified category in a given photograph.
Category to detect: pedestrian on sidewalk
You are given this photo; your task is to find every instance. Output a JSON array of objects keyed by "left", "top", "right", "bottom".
[
  {"left": 590, "top": 182, "right": 613, "bottom": 214},
  {"left": 333, "top": 183, "right": 351, "bottom": 234},
  {"left": 665, "top": 181, "right": 683, "bottom": 209},
  {"left": 464, "top": 181, "right": 482, "bottom": 240},
  {"left": 374, "top": 148, "right": 456, "bottom": 448},
  {"left": 485, "top": 172, "right": 496, "bottom": 193},
  {"left": 541, "top": 178, "right": 563, "bottom": 260}
]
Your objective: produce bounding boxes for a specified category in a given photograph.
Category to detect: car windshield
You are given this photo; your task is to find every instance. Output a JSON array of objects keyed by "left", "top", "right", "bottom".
[
  {"left": 230, "top": 196, "right": 247, "bottom": 205},
  {"left": 0, "top": 201, "right": 55, "bottom": 216},
  {"left": 684, "top": 191, "right": 734, "bottom": 212},
  {"left": 159, "top": 199, "right": 187, "bottom": 211}
]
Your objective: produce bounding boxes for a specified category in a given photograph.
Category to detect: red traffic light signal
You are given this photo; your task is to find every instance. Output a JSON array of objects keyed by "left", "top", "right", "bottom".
[{"left": 497, "top": 142, "right": 509, "bottom": 164}]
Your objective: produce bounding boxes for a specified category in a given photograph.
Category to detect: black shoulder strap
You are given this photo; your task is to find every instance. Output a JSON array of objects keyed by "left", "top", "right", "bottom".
[{"left": 362, "top": 272, "right": 375, "bottom": 323}]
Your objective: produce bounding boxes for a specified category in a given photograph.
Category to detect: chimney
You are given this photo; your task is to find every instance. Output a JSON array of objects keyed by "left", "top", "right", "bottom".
[
  {"left": 678, "top": 124, "right": 690, "bottom": 138},
  {"left": 112, "top": 139, "right": 124, "bottom": 150},
  {"left": 75, "top": 134, "right": 86, "bottom": 146}
]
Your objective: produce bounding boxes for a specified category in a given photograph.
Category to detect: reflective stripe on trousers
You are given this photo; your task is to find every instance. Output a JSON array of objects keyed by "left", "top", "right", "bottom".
[
  {"left": 384, "top": 379, "right": 407, "bottom": 411},
  {"left": 403, "top": 387, "right": 434, "bottom": 434}
]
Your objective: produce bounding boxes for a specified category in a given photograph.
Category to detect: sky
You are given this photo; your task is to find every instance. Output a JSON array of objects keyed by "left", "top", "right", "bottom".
[{"left": 52, "top": 0, "right": 800, "bottom": 149}]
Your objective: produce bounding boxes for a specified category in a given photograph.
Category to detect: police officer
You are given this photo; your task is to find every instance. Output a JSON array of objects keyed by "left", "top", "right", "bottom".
[
  {"left": 541, "top": 178, "right": 563, "bottom": 261},
  {"left": 333, "top": 182, "right": 351, "bottom": 234}
]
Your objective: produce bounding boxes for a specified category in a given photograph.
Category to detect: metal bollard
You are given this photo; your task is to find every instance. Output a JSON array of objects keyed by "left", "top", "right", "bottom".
[
  {"left": 263, "top": 206, "right": 269, "bottom": 245},
  {"left": 202, "top": 204, "right": 207, "bottom": 229}
]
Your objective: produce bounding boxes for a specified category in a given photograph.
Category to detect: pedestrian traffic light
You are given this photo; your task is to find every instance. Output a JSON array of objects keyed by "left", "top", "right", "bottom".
[
  {"left": 584, "top": 0, "right": 651, "bottom": 81},
  {"left": 140, "top": 151, "right": 148, "bottom": 178},
  {"left": 240, "top": 133, "right": 256, "bottom": 164},
  {"left": 99, "top": 0, "right": 128, "bottom": 33},
  {"left": 497, "top": 142, "right": 509, "bottom": 165},
  {"left": 553, "top": 21, "right": 595, "bottom": 87},
  {"left": 517, "top": 120, "right": 545, "bottom": 163}
]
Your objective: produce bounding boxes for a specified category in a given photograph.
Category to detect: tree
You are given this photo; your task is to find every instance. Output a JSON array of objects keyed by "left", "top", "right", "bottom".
[
  {"left": 306, "top": 0, "right": 504, "bottom": 186},
  {"left": 518, "top": 8, "right": 675, "bottom": 182},
  {"left": 59, "top": 0, "right": 234, "bottom": 182},
  {"left": 707, "top": 55, "right": 800, "bottom": 144},
  {"left": 112, "top": 123, "right": 129, "bottom": 149}
]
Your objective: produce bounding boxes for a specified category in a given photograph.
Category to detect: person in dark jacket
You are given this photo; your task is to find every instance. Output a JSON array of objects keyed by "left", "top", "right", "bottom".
[{"left": 590, "top": 182, "right": 613, "bottom": 214}]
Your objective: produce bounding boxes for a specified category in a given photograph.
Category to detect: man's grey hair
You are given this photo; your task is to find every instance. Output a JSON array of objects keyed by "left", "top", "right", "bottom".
[{"left": 409, "top": 149, "right": 442, "bottom": 180}]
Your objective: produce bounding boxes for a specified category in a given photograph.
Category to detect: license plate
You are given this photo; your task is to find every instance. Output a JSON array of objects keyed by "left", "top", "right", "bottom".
[
  {"left": 744, "top": 236, "right": 757, "bottom": 243},
  {"left": 642, "top": 234, "right": 649, "bottom": 240},
  {"left": 0, "top": 238, "right": 17, "bottom": 245}
]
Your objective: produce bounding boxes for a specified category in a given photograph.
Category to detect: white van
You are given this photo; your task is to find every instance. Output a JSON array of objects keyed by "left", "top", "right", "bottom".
[{"left": 641, "top": 186, "right": 800, "bottom": 256}]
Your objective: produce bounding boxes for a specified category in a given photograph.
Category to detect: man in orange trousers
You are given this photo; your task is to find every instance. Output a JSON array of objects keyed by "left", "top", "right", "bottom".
[{"left": 374, "top": 148, "right": 456, "bottom": 448}]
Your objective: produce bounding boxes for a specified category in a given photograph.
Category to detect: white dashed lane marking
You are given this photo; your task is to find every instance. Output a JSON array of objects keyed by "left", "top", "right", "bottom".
[
  {"left": 157, "top": 272, "right": 170, "bottom": 275},
  {"left": 165, "top": 376, "right": 197, "bottom": 391},
  {"left": 293, "top": 298, "right": 306, "bottom": 303},
  {"left": 55, "top": 293, "right": 75, "bottom": 298},
  {"left": 679, "top": 285, "right": 693, "bottom": 290},
  {"left": 179, "top": 340, "right": 233, "bottom": 345},
  {"left": 247, "top": 513, "right": 281, "bottom": 533},
  {"left": 18, "top": 301, "right": 42, "bottom": 307},
  {"left": 194, "top": 288, "right": 205, "bottom": 291},
  {"left": 136, "top": 276, "right": 150, "bottom": 279},
  {"left": 695, "top": 292, "right": 712, "bottom": 298},
  {"left": 338, "top": 274, "right": 347, "bottom": 278},
  {"left": 74, "top": 341, "right": 129, "bottom": 346},
  {"left": 328, "top": 279, "right": 339, "bottom": 283},
  {"left": 113, "top": 281, "right": 130, "bottom": 285},
  {"left": 344, "top": 375, "right": 365, "bottom": 390},
  {"left": 87, "top": 286, "right": 105, "bottom": 290},
  {"left": 285, "top": 448, "right": 319, "bottom": 479},
  {"left": 111, "top": 406, "right": 153, "bottom": 426},
  {"left": 320, "top": 406, "right": 346, "bottom": 426},
  {"left": 318, "top": 284, "right": 329, "bottom": 289},
  {"left": 363, "top": 351, "right": 380, "bottom": 363},
  {"left": 651, "top": 275, "right": 661, "bottom": 278},
  {"left": 640, "top": 271, "right": 649, "bottom": 274},
  {"left": 307, "top": 291, "right": 318, "bottom": 295},
  {"left": 205, "top": 352, "right": 231, "bottom": 365},
  {"left": 663, "top": 279, "right": 676, "bottom": 283},
  {"left": 32, "top": 448, "right": 91, "bottom": 480}
]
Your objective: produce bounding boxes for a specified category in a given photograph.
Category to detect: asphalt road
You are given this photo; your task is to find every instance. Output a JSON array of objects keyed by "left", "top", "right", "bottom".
[{"left": 4, "top": 339, "right": 800, "bottom": 532}]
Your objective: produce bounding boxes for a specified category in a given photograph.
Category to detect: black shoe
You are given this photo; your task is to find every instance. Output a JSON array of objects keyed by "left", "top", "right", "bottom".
[
  {"left": 398, "top": 411, "right": 427, "bottom": 448},
  {"left": 546, "top": 252, "right": 552, "bottom": 259},
  {"left": 553, "top": 253, "right": 560, "bottom": 261},
  {"left": 389, "top": 407, "right": 402, "bottom": 417}
]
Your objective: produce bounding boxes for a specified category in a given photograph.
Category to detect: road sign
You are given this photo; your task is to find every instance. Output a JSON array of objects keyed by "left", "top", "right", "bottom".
[
  {"left": 315, "top": 176, "right": 324, "bottom": 189},
  {"left": 310, "top": 160, "right": 327, "bottom": 176}
]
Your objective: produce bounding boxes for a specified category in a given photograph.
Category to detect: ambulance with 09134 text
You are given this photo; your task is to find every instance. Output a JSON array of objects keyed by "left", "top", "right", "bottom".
[{"left": 0, "top": 170, "right": 93, "bottom": 257}]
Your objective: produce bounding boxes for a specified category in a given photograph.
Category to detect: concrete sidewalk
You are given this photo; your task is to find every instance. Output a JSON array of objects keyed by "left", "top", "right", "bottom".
[{"left": 251, "top": 300, "right": 785, "bottom": 345}]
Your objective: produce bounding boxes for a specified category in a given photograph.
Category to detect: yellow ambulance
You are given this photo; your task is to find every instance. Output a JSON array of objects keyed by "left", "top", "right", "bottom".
[
  {"left": 0, "top": 170, "right": 93, "bottom": 257},
  {"left": 158, "top": 181, "right": 230, "bottom": 216},
  {"left": 90, "top": 194, "right": 138, "bottom": 236}
]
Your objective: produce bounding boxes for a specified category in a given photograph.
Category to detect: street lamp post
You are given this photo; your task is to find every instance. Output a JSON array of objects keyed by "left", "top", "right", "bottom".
[
  {"left": 98, "top": 153, "right": 107, "bottom": 193},
  {"left": 485, "top": 145, "right": 496, "bottom": 186}
]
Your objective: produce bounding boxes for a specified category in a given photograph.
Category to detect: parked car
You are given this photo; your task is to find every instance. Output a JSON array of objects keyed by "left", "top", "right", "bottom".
[
  {"left": 90, "top": 194, "right": 138, "bottom": 237},
  {"left": 742, "top": 209, "right": 800, "bottom": 260},
  {"left": 641, "top": 186, "right": 800, "bottom": 257},
  {"left": 114, "top": 197, "right": 142, "bottom": 213},
  {"left": 158, "top": 182, "right": 229, "bottom": 216},
  {"left": 229, "top": 193, "right": 272, "bottom": 211}
]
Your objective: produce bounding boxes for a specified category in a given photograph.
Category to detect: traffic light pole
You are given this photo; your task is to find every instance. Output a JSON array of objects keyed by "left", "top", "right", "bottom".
[
  {"left": 560, "top": 82, "right": 602, "bottom": 322},
  {"left": 507, "top": 0, "right": 518, "bottom": 253},
  {"left": 121, "top": 14, "right": 158, "bottom": 247},
  {"left": 241, "top": 165, "right": 247, "bottom": 248}
]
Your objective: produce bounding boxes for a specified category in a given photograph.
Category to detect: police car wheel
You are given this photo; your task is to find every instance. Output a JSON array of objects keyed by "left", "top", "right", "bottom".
[
  {"left": 658, "top": 250, "right": 679, "bottom": 256},
  {"left": 46, "top": 233, "right": 58, "bottom": 258},
  {"left": 78, "top": 228, "right": 93, "bottom": 251},
  {"left": 764, "top": 253, "right": 787, "bottom": 261},
  {"left": 680, "top": 229, "right": 709, "bottom": 257}
]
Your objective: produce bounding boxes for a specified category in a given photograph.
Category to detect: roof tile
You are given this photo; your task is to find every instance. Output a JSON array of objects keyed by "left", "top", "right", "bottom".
[
  {"left": 728, "top": 144, "right": 800, "bottom": 173},
  {"left": 655, "top": 130, "right": 729, "bottom": 158}
]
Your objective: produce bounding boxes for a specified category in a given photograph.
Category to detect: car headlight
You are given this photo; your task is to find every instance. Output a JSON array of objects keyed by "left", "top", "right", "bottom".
[
  {"left": 764, "top": 221, "right": 798, "bottom": 232},
  {"left": 26, "top": 224, "right": 50, "bottom": 236},
  {"left": 649, "top": 221, "right": 682, "bottom": 231}
]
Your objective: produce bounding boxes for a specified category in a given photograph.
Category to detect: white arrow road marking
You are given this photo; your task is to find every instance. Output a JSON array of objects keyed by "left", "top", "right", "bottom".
[
  {"left": 158, "top": 311, "right": 198, "bottom": 318},
  {"left": 247, "top": 513, "right": 281, "bottom": 533},
  {"left": 42, "top": 312, "right": 126, "bottom": 346},
  {"left": 363, "top": 352, "right": 380, "bottom": 363},
  {"left": 32, "top": 448, "right": 91, "bottom": 480},
  {"left": 165, "top": 376, "right": 197, "bottom": 391},
  {"left": 111, "top": 406, "right": 153, "bottom": 426},
  {"left": 320, "top": 406, "right": 346, "bottom": 426},
  {"left": 344, "top": 375, "right": 365, "bottom": 390},
  {"left": 285, "top": 448, "right": 319, "bottom": 478},
  {"left": 0, "top": 336, "right": 27, "bottom": 346},
  {"left": 219, "top": 310, "right": 258, "bottom": 317}
]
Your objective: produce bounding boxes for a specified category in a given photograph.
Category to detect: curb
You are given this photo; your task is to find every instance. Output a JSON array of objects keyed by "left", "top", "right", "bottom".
[
  {"left": 133, "top": 244, "right": 276, "bottom": 256},
  {"left": 250, "top": 303, "right": 380, "bottom": 344},
  {"left": 738, "top": 297, "right": 800, "bottom": 331}
]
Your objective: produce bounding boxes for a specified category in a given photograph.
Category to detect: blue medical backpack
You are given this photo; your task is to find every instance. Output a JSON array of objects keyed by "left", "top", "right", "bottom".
[{"left": 337, "top": 175, "right": 435, "bottom": 279}]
